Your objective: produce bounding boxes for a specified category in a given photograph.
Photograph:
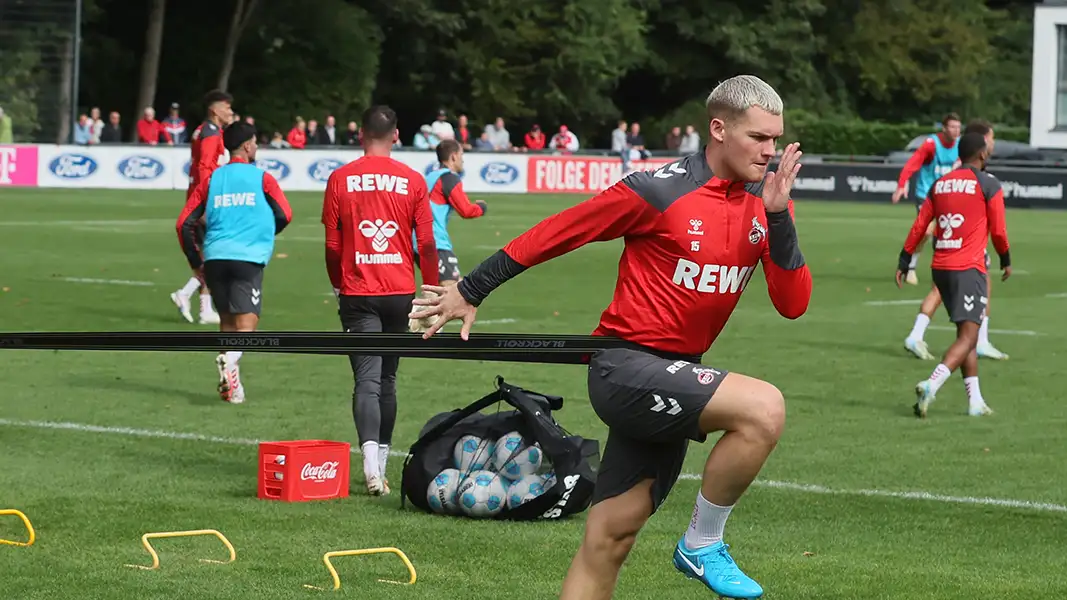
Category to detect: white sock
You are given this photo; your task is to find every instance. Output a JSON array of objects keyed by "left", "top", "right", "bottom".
[
  {"left": 683, "top": 492, "right": 733, "bottom": 550},
  {"left": 200, "top": 294, "right": 214, "bottom": 314},
  {"left": 179, "top": 276, "right": 200, "bottom": 297},
  {"left": 378, "top": 444, "right": 390, "bottom": 477},
  {"left": 908, "top": 252, "right": 919, "bottom": 270},
  {"left": 964, "top": 376, "right": 983, "bottom": 407},
  {"left": 224, "top": 351, "right": 242, "bottom": 369},
  {"left": 362, "top": 441, "right": 380, "bottom": 480},
  {"left": 908, "top": 313, "right": 931, "bottom": 342},
  {"left": 979, "top": 316, "right": 990, "bottom": 346},
  {"left": 927, "top": 363, "right": 952, "bottom": 394}
]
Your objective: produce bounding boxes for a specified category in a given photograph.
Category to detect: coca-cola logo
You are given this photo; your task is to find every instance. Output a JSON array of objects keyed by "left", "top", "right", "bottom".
[{"left": 300, "top": 460, "right": 339, "bottom": 482}]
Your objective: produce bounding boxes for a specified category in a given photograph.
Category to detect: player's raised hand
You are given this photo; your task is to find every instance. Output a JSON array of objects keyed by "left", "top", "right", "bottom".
[
  {"left": 763, "top": 142, "right": 802, "bottom": 213},
  {"left": 409, "top": 284, "right": 478, "bottom": 340}
]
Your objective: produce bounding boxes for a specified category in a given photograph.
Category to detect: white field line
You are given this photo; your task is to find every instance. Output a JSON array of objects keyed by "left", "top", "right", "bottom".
[
  {"left": 58, "top": 277, "right": 157, "bottom": 287},
  {"left": 864, "top": 299, "right": 923, "bottom": 306},
  {"left": 1046, "top": 293, "right": 1067, "bottom": 298},
  {"left": 927, "top": 325, "right": 1043, "bottom": 337},
  {"left": 1, "top": 418, "right": 1064, "bottom": 514}
]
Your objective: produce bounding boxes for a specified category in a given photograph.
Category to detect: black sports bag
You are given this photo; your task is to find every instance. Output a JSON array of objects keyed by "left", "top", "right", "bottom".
[{"left": 400, "top": 376, "right": 600, "bottom": 521}]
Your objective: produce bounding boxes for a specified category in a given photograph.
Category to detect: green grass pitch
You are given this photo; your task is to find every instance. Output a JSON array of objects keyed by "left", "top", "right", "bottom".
[{"left": 1, "top": 188, "right": 1066, "bottom": 599}]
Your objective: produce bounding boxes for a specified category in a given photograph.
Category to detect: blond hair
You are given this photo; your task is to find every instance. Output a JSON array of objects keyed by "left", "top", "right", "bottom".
[{"left": 706, "top": 75, "right": 783, "bottom": 122}]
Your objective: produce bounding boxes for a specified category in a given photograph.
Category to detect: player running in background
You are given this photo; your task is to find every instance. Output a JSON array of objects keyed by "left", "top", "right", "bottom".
[
  {"left": 322, "top": 105, "right": 439, "bottom": 496},
  {"left": 896, "top": 131, "right": 1011, "bottom": 418},
  {"left": 891, "top": 113, "right": 961, "bottom": 285},
  {"left": 412, "top": 75, "right": 811, "bottom": 600},
  {"left": 170, "top": 90, "right": 235, "bottom": 325},
  {"left": 408, "top": 138, "right": 488, "bottom": 333},
  {"left": 177, "top": 121, "right": 292, "bottom": 404},
  {"left": 902, "top": 119, "right": 1010, "bottom": 361}
]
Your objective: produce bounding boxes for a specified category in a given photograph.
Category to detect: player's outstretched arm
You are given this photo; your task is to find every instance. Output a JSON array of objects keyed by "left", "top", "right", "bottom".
[
  {"left": 892, "top": 139, "right": 934, "bottom": 203},
  {"left": 410, "top": 180, "right": 659, "bottom": 339},
  {"left": 412, "top": 179, "right": 440, "bottom": 287},
  {"left": 442, "top": 176, "right": 487, "bottom": 219},
  {"left": 896, "top": 199, "right": 935, "bottom": 287},
  {"left": 175, "top": 178, "right": 210, "bottom": 269},
  {"left": 262, "top": 172, "right": 293, "bottom": 235}
]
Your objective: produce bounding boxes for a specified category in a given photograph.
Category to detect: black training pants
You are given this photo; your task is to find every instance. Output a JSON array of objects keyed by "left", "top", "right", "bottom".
[{"left": 338, "top": 293, "right": 414, "bottom": 446}]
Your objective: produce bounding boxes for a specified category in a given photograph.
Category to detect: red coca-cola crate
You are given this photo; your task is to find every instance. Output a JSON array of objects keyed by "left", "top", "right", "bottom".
[{"left": 258, "top": 440, "right": 350, "bottom": 502}]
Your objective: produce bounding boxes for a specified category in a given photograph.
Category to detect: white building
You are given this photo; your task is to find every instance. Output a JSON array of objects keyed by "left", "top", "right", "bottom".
[{"left": 1031, "top": 1, "right": 1067, "bottom": 149}]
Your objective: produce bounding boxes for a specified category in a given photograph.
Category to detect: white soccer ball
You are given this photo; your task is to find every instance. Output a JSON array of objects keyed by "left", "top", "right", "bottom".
[
  {"left": 426, "top": 468, "right": 462, "bottom": 515},
  {"left": 506, "top": 473, "right": 549, "bottom": 509},
  {"left": 454, "top": 435, "right": 495, "bottom": 473},
  {"left": 457, "top": 470, "right": 507, "bottom": 518},
  {"left": 494, "top": 431, "right": 543, "bottom": 481}
]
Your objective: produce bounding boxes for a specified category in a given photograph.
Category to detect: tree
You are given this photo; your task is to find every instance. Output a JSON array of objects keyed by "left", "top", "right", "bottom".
[
  {"left": 218, "top": 0, "right": 260, "bottom": 92},
  {"left": 131, "top": 0, "right": 166, "bottom": 141}
]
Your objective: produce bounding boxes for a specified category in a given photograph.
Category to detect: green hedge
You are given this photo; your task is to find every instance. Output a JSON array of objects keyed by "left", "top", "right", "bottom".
[
  {"left": 781, "top": 109, "right": 1029, "bottom": 156},
  {"left": 645, "top": 101, "right": 1029, "bottom": 156}
]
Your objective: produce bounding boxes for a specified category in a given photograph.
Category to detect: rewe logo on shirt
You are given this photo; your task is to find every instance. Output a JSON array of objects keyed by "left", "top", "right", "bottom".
[
  {"left": 934, "top": 178, "right": 977, "bottom": 196},
  {"left": 356, "top": 218, "right": 403, "bottom": 265},
  {"left": 213, "top": 192, "right": 256, "bottom": 208},
  {"left": 672, "top": 259, "right": 755, "bottom": 294},
  {"left": 346, "top": 173, "right": 410, "bottom": 194}
]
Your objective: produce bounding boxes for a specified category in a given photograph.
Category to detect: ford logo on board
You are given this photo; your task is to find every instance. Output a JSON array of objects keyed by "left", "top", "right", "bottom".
[
  {"left": 118, "top": 155, "right": 165, "bottom": 180},
  {"left": 308, "top": 159, "right": 343, "bottom": 183},
  {"left": 256, "top": 158, "right": 291, "bottom": 181},
  {"left": 49, "top": 153, "right": 98, "bottom": 179},
  {"left": 480, "top": 162, "right": 519, "bottom": 185}
]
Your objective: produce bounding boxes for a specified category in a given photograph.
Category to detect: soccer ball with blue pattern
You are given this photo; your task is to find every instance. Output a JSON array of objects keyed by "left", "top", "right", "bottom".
[
  {"left": 494, "top": 431, "right": 543, "bottom": 481},
  {"left": 426, "top": 468, "right": 461, "bottom": 515},
  {"left": 506, "top": 473, "right": 549, "bottom": 509},
  {"left": 454, "top": 435, "right": 495, "bottom": 474},
  {"left": 457, "top": 470, "right": 507, "bottom": 518}
]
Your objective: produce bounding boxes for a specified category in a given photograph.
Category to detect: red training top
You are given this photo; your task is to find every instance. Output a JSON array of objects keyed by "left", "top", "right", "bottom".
[
  {"left": 322, "top": 155, "right": 439, "bottom": 296},
  {"left": 188, "top": 121, "right": 227, "bottom": 198},
  {"left": 457, "top": 151, "right": 813, "bottom": 358},
  {"left": 902, "top": 165, "right": 1010, "bottom": 273}
]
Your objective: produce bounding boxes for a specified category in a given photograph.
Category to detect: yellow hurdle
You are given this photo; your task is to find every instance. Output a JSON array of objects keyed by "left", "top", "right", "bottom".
[
  {"left": 124, "top": 529, "right": 236, "bottom": 570},
  {"left": 0, "top": 509, "right": 35, "bottom": 547},
  {"left": 304, "top": 547, "right": 417, "bottom": 591}
]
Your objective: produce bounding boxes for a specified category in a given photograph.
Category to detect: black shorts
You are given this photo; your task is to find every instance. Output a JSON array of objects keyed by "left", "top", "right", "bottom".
[
  {"left": 203, "top": 259, "right": 265, "bottom": 316},
  {"left": 932, "top": 268, "right": 987, "bottom": 324},
  {"left": 415, "top": 250, "right": 462, "bottom": 282},
  {"left": 587, "top": 347, "right": 729, "bottom": 514},
  {"left": 338, "top": 294, "right": 415, "bottom": 335}
]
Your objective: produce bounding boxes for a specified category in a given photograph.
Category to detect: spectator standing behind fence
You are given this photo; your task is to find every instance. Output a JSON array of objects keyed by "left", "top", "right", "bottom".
[
  {"left": 73, "top": 114, "right": 92, "bottom": 144},
  {"left": 665, "top": 126, "right": 682, "bottom": 153},
  {"left": 474, "top": 131, "right": 493, "bottom": 150},
  {"left": 287, "top": 117, "right": 306, "bottom": 149},
  {"left": 164, "top": 103, "right": 187, "bottom": 144},
  {"left": 89, "top": 107, "right": 104, "bottom": 144},
  {"left": 611, "top": 120, "right": 629, "bottom": 171},
  {"left": 320, "top": 116, "right": 338, "bottom": 145},
  {"left": 269, "top": 132, "right": 290, "bottom": 148},
  {"left": 524, "top": 124, "right": 545, "bottom": 151},
  {"left": 306, "top": 120, "right": 322, "bottom": 145},
  {"left": 414, "top": 125, "right": 440, "bottom": 149},
  {"left": 626, "top": 122, "right": 650, "bottom": 162},
  {"left": 488, "top": 117, "right": 512, "bottom": 151},
  {"left": 455, "top": 114, "right": 471, "bottom": 150},
  {"left": 0, "top": 107, "right": 11, "bottom": 143},
  {"left": 431, "top": 109, "right": 455, "bottom": 141},
  {"left": 344, "top": 121, "right": 359, "bottom": 145},
  {"left": 137, "top": 107, "right": 173, "bottom": 145},
  {"left": 678, "top": 124, "right": 701, "bottom": 154},
  {"left": 100, "top": 112, "right": 122, "bottom": 143},
  {"left": 550, "top": 125, "right": 579, "bottom": 153}
]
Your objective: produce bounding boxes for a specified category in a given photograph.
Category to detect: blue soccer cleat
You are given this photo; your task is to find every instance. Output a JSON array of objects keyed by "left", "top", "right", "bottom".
[{"left": 673, "top": 539, "right": 764, "bottom": 599}]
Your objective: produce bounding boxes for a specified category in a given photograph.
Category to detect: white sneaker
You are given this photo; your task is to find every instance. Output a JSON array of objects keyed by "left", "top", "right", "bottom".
[
  {"left": 199, "top": 309, "right": 221, "bottom": 325},
  {"left": 215, "top": 355, "right": 245, "bottom": 404},
  {"left": 904, "top": 337, "right": 935, "bottom": 360},
  {"left": 365, "top": 473, "right": 385, "bottom": 496},
  {"left": 977, "top": 342, "right": 1009, "bottom": 360},
  {"left": 969, "top": 402, "right": 994, "bottom": 416},
  {"left": 171, "top": 292, "right": 194, "bottom": 323}
]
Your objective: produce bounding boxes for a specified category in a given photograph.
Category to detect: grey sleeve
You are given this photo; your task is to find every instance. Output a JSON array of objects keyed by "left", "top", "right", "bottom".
[
  {"left": 746, "top": 176, "right": 805, "bottom": 270},
  {"left": 975, "top": 171, "right": 1002, "bottom": 202}
]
